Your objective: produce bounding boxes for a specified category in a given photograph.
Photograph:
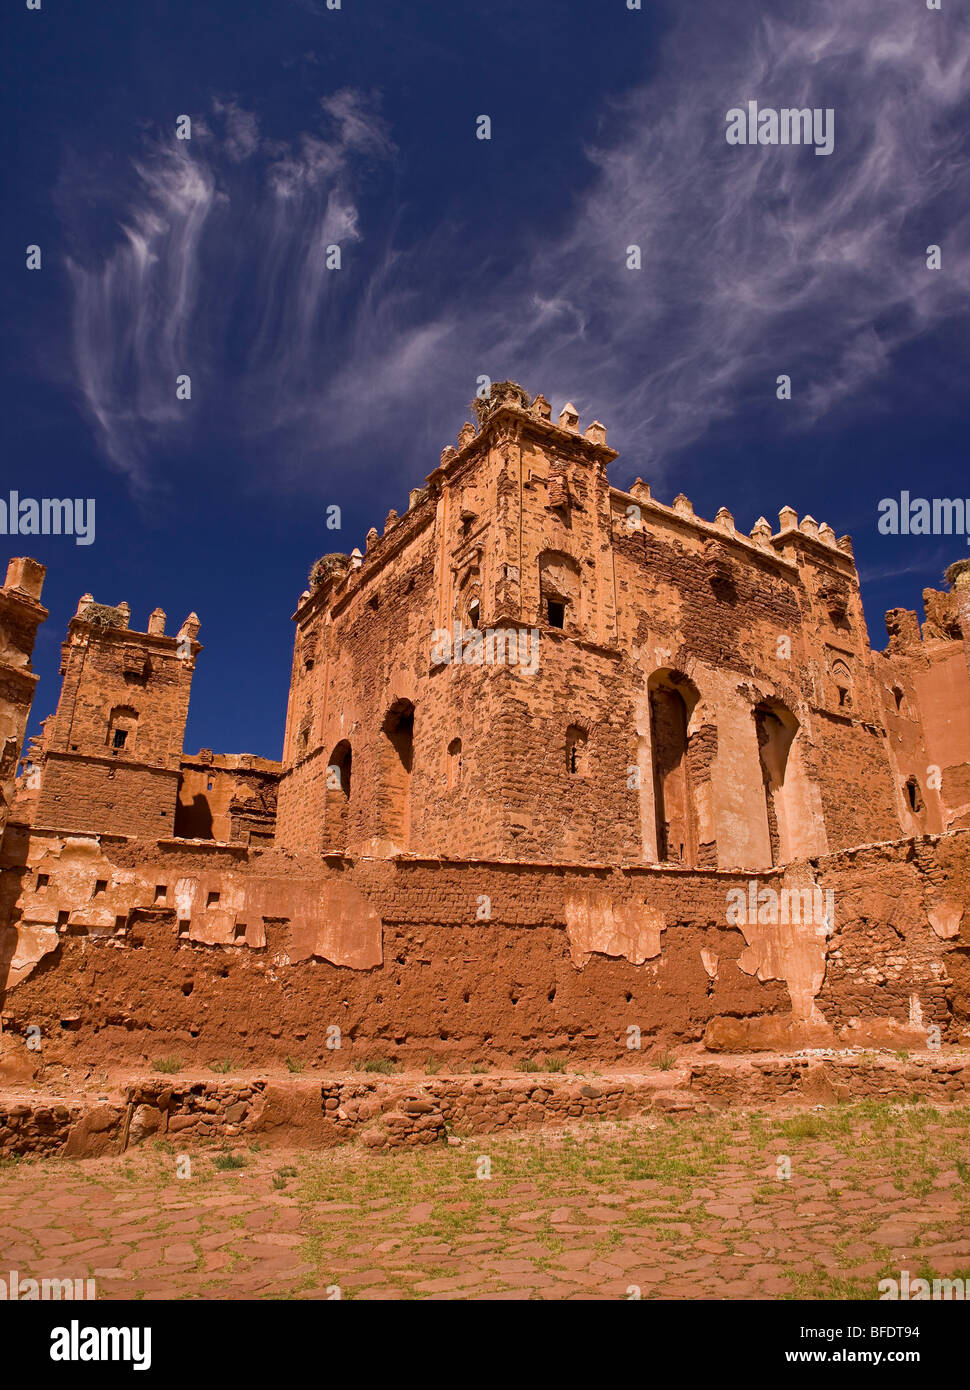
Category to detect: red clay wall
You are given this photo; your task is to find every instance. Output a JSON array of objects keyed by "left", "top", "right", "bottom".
[
  {"left": 1, "top": 829, "right": 966, "bottom": 1069},
  {"left": 31, "top": 756, "right": 180, "bottom": 838},
  {"left": 175, "top": 755, "right": 280, "bottom": 844},
  {"left": 276, "top": 397, "right": 909, "bottom": 873},
  {"left": 874, "top": 592, "right": 970, "bottom": 835},
  {"left": 32, "top": 604, "right": 198, "bottom": 838},
  {"left": 0, "top": 558, "right": 46, "bottom": 841}
]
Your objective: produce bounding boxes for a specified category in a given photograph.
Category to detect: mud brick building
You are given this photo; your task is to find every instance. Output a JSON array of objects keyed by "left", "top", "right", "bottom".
[
  {"left": 0, "top": 383, "right": 967, "bottom": 1066},
  {"left": 27, "top": 596, "right": 201, "bottom": 839},
  {"left": 279, "top": 381, "right": 909, "bottom": 868},
  {"left": 0, "top": 558, "right": 47, "bottom": 843},
  {"left": 876, "top": 558, "right": 970, "bottom": 837}
]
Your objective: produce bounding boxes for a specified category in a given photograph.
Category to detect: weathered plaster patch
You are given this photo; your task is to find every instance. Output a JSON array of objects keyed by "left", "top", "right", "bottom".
[
  {"left": 67, "top": 906, "right": 117, "bottom": 934},
  {"left": 1, "top": 923, "right": 59, "bottom": 990},
  {"left": 734, "top": 867, "right": 830, "bottom": 1022},
  {"left": 287, "top": 880, "right": 382, "bottom": 969},
  {"left": 564, "top": 891, "right": 665, "bottom": 967},
  {"left": 927, "top": 900, "right": 964, "bottom": 940}
]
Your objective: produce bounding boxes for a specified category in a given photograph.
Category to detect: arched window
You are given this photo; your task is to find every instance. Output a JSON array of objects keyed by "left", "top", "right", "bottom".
[
  {"left": 380, "top": 699, "right": 414, "bottom": 848},
  {"left": 107, "top": 705, "right": 138, "bottom": 754},
  {"left": 831, "top": 659, "right": 851, "bottom": 709},
  {"left": 754, "top": 700, "right": 799, "bottom": 867},
  {"left": 905, "top": 776, "right": 923, "bottom": 813},
  {"left": 649, "top": 672, "right": 699, "bottom": 865},
  {"left": 538, "top": 550, "right": 581, "bottom": 633},
  {"left": 327, "top": 742, "right": 352, "bottom": 799},
  {"left": 456, "top": 563, "right": 481, "bottom": 633},
  {"left": 325, "top": 740, "right": 352, "bottom": 847}
]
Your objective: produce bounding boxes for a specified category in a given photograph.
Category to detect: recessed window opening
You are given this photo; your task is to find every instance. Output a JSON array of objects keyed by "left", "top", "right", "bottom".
[
  {"left": 325, "top": 741, "right": 353, "bottom": 846},
  {"left": 447, "top": 737, "right": 463, "bottom": 788},
  {"left": 547, "top": 598, "right": 565, "bottom": 629},
  {"left": 565, "top": 724, "right": 588, "bottom": 775},
  {"left": 107, "top": 705, "right": 138, "bottom": 754},
  {"left": 832, "top": 660, "right": 852, "bottom": 711},
  {"left": 381, "top": 700, "right": 415, "bottom": 847}
]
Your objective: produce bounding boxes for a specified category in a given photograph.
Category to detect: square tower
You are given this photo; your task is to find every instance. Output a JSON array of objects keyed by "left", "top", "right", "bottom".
[
  {"left": 33, "top": 598, "right": 201, "bottom": 837},
  {"left": 0, "top": 557, "right": 47, "bottom": 841}
]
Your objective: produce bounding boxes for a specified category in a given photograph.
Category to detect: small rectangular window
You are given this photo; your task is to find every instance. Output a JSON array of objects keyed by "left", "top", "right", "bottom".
[
  {"left": 112, "top": 728, "right": 127, "bottom": 749},
  {"left": 93, "top": 879, "right": 108, "bottom": 897},
  {"left": 206, "top": 891, "right": 220, "bottom": 907},
  {"left": 36, "top": 873, "right": 49, "bottom": 890},
  {"left": 547, "top": 599, "right": 565, "bottom": 629}
]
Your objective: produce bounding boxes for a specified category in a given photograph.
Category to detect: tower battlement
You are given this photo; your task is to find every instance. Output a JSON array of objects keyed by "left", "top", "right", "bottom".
[{"left": 28, "top": 595, "right": 203, "bottom": 838}]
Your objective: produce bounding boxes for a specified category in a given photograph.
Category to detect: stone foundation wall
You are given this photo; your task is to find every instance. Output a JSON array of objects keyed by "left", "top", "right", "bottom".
[
  {"left": 4, "top": 1053, "right": 970, "bottom": 1158},
  {"left": 687, "top": 1055, "right": 970, "bottom": 1106}
]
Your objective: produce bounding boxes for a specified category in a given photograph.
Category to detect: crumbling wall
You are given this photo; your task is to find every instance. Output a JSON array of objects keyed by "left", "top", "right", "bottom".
[
  {"left": 175, "top": 752, "right": 280, "bottom": 844},
  {"left": 1, "top": 829, "right": 966, "bottom": 1068},
  {"left": 874, "top": 585, "right": 970, "bottom": 835},
  {"left": 0, "top": 558, "right": 46, "bottom": 843}
]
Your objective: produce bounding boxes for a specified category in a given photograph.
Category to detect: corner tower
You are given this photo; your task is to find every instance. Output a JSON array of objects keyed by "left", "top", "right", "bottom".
[
  {"left": 0, "top": 557, "right": 47, "bottom": 842},
  {"left": 275, "top": 382, "right": 636, "bottom": 861},
  {"left": 32, "top": 597, "right": 201, "bottom": 837}
]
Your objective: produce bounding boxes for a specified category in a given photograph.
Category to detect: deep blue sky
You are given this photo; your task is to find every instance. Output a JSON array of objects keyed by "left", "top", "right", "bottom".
[{"left": 3, "top": 0, "right": 968, "bottom": 759}]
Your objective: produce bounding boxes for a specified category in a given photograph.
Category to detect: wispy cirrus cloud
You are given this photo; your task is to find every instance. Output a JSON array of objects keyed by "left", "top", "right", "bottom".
[
  {"left": 62, "top": 89, "right": 394, "bottom": 490},
  {"left": 60, "top": 0, "right": 970, "bottom": 503},
  {"left": 476, "top": 0, "right": 970, "bottom": 474}
]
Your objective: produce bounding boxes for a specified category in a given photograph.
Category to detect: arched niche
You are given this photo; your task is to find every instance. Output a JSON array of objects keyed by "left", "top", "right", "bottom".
[
  {"left": 753, "top": 698, "right": 823, "bottom": 865},
  {"left": 647, "top": 669, "right": 700, "bottom": 866}
]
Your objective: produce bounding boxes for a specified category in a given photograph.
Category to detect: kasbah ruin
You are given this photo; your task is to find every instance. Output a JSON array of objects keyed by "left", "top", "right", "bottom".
[{"left": 0, "top": 379, "right": 969, "bottom": 1155}]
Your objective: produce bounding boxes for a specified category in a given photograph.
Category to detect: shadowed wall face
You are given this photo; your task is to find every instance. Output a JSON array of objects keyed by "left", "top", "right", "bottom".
[
  {"left": 755, "top": 704, "right": 796, "bottom": 868},
  {"left": 380, "top": 701, "right": 413, "bottom": 850},
  {"left": 650, "top": 684, "right": 694, "bottom": 866}
]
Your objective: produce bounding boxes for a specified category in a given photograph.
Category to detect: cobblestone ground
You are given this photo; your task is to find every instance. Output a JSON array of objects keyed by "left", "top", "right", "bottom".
[{"left": 1, "top": 1102, "right": 969, "bottom": 1300}]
